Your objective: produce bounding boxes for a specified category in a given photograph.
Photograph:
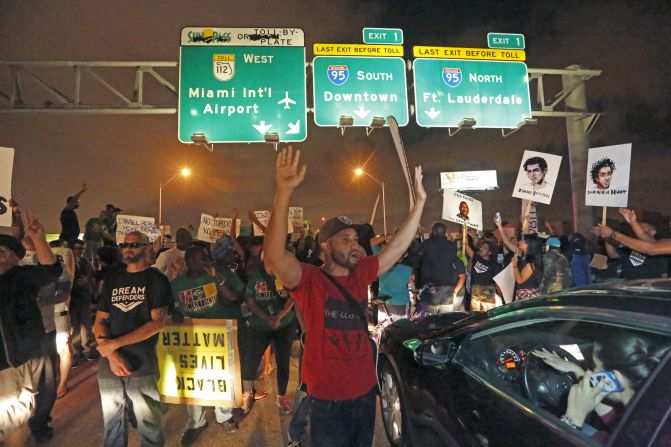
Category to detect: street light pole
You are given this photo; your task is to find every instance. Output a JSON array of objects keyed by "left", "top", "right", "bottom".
[
  {"left": 357, "top": 169, "right": 387, "bottom": 236},
  {"left": 158, "top": 168, "right": 190, "bottom": 224}
]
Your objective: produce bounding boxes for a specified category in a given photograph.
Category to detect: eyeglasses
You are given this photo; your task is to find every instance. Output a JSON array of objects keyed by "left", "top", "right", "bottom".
[{"left": 119, "top": 242, "right": 148, "bottom": 249}]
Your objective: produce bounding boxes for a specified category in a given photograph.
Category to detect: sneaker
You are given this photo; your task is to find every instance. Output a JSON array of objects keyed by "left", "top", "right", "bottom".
[
  {"left": 253, "top": 390, "right": 268, "bottom": 401},
  {"left": 242, "top": 391, "right": 254, "bottom": 414},
  {"left": 181, "top": 423, "right": 208, "bottom": 446},
  {"left": 276, "top": 394, "right": 292, "bottom": 416},
  {"left": 221, "top": 419, "right": 239, "bottom": 433},
  {"left": 84, "top": 351, "right": 100, "bottom": 361}
]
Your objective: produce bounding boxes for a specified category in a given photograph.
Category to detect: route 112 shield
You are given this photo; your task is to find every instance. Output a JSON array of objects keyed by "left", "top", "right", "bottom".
[
  {"left": 328, "top": 65, "right": 349, "bottom": 85},
  {"left": 213, "top": 54, "right": 235, "bottom": 82},
  {"left": 442, "top": 67, "right": 462, "bottom": 88}
]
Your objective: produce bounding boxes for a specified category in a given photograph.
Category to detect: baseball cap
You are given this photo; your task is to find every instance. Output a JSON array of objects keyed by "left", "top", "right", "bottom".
[
  {"left": 318, "top": 216, "right": 356, "bottom": 244},
  {"left": 546, "top": 237, "right": 561, "bottom": 248},
  {"left": 0, "top": 234, "right": 26, "bottom": 258},
  {"left": 106, "top": 203, "right": 122, "bottom": 212}
]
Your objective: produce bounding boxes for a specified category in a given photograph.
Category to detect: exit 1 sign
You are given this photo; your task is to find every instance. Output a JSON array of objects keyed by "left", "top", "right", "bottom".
[
  {"left": 362, "top": 28, "right": 403, "bottom": 45},
  {"left": 487, "top": 33, "right": 525, "bottom": 50}
]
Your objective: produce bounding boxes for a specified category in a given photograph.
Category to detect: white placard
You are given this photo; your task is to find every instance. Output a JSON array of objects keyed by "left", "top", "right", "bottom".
[
  {"left": 0, "top": 147, "right": 14, "bottom": 227},
  {"left": 252, "top": 210, "right": 292, "bottom": 236},
  {"left": 440, "top": 170, "right": 498, "bottom": 191},
  {"left": 197, "top": 214, "right": 241, "bottom": 243},
  {"left": 442, "top": 190, "right": 483, "bottom": 230},
  {"left": 585, "top": 143, "right": 631, "bottom": 207},
  {"left": 512, "top": 150, "right": 562, "bottom": 205},
  {"left": 493, "top": 263, "right": 515, "bottom": 304},
  {"left": 289, "top": 207, "right": 304, "bottom": 234},
  {"left": 116, "top": 215, "right": 160, "bottom": 243}
]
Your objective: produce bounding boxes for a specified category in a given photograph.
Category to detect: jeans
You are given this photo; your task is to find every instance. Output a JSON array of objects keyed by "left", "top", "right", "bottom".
[
  {"left": 185, "top": 405, "right": 232, "bottom": 430},
  {"left": 29, "top": 331, "right": 58, "bottom": 434},
  {"left": 288, "top": 389, "right": 311, "bottom": 443},
  {"left": 98, "top": 375, "right": 164, "bottom": 447},
  {"left": 310, "top": 386, "right": 376, "bottom": 447}
]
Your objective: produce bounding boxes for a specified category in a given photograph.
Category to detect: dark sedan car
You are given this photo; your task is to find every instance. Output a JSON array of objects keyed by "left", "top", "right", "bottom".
[{"left": 376, "top": 281, "right": 671, "bottom": 446}]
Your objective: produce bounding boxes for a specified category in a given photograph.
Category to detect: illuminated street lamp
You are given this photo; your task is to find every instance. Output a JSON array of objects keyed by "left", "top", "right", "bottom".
[
  {"left": 159, "top": 168, "right": 191, "bottom": 224},
  {"left": 355, "top": 168, "right": 386, "bottom": 235}
]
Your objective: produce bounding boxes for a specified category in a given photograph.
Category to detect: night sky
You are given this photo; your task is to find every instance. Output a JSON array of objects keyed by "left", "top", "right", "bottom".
[{"left": 1, "top": 0, "right": 669, "bottom": 235}]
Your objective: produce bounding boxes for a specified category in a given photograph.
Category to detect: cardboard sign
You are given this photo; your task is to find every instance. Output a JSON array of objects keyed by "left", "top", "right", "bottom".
[
  {"left": 252, "top": 210, "right": 292, "bottom": 236},
  {"left": 116, "top": 215, "right": 160, "bottom": 243},
  {"left": 157, "top": 319, "right": 242, "bottom": 407},
  {"left": 289, "top": 207, "right": 304, "bottom": 233},
  {"left": 590, "top": 253, "right": 609, "bottom": 270},
  {"left": 442, "top": 190, "right": 483, "bottom": 230},
  {"left": 0, "top": 147, "right": 14, "bottom": 227},
  {"left": 521, "top": 199, "right": 538, "bottom": 234},
  {"left": 197, "top": 214, "right": 241, "bottom": 243},
  {"left": 512, "top": 150, "right": 562, "bottom": 205},
  {"left": 493, "top": 262, "right": 515, "bottom": 304},
  {"left": 585, "top": 143, "right": 631, "bottom": 207}
]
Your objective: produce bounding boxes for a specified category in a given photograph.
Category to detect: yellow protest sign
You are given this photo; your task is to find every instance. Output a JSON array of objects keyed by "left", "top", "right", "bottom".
[
  {"left": 313, "top": 43, "right": 403, "bottom": 57},
  {"left": 413, "top": 46, "right": 525, "bottom": 61},
  {"left": 157, "top": 319, "right": 242, "bottom": 407}
]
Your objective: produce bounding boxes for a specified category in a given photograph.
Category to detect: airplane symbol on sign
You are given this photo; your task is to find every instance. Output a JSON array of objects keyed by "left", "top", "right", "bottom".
[{"left": 278, "top": 92, "right": 296, "bottom": 110}]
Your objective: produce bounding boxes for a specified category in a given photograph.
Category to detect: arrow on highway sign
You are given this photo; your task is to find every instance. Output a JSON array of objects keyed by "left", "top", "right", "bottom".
[
  {"left": 425, "top": 108, "right": 441, "bottom": 119},
  {"left": 354, "top": 106, "right": 370, "bottom": 119},
  {"left": 287, "top": 120, "right": 301, "bottom": 134},
  {"left": 253, "top": 121, "right": 273, "bottom": 134}
]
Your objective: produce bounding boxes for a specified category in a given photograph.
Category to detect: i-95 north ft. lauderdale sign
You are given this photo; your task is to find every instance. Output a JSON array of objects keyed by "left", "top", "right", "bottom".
[{"left": 178, "top": 27, "right": 307, "bottom": 143}]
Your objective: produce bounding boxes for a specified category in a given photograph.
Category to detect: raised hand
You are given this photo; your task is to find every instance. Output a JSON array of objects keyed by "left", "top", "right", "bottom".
[
  {"left": 276, "top": 145, "right": 307, "bottom": 191},
  {"left": 618, "top": 208, "right": 637, "bottom": 224},
  {"left": 21, "top": 210, "right": 46, "bottom": 242},
  {"left": 414, "top": 166, "right": 427, "bottom": 201}
]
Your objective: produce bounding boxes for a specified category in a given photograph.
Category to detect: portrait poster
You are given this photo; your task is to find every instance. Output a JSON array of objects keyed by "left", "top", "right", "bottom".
[
  {"left": 197, "top": 214, "right": 241, "bottom": 243},
  {"left": 512, "top": 150, "right": 562, "bottom": 205},
  {"left": 0, "top": 147, "right": 14, "bottom": 227},
  {"left": 442, "top": 190, "right": 483, "bottom": 231},
  {"left": 585, "top": 143, "right": 631, "bottom": 207},
  {"left": 116, "top": 214, "right": 160, "bottom": 243}
]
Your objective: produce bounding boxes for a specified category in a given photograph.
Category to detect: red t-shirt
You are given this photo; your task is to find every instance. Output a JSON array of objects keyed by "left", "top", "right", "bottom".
[{"left": 291, "top": 256, "right": 379, "bottom": 400}]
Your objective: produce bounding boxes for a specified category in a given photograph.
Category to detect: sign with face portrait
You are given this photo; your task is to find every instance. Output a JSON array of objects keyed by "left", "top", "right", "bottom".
[
  {"left": 512, "top": 150, "right": 562, "bottom": 205},
  {"left": 442, "top": 190, "right": 483, "bottom": 230},
  {"left": 0, "top": 147, "right": 14, "bottom": 227},
  {"left": 585, "top": 143, "right": 631, "bottom": 207}
]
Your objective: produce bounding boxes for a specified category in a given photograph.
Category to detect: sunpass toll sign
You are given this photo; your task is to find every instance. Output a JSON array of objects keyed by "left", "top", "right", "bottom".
[
  {"left": 312, "top": 56, "right": 408, "bottom": 126},
  {"left": 179, "top": 27, "right": 307, "bottom": 143},
  {"left": 413, "top": 58, "right": 531, "bottom": 128}
]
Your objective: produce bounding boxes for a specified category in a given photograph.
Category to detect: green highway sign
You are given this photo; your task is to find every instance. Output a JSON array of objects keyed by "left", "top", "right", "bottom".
[
  {"left": 312, "top": 56, "right": 408, "bottom": 127},
  {"left": 178, "top": 27, "right": 307, "bottom": 143},
  {"left": 413, "top": 58, "right": 531, "bottom": 128},
  {"left": 487, "top": 33, "right": 525, "bottom": 50},
  {"left": 362, "top": 28, "right": 403, "bottom": 45}
]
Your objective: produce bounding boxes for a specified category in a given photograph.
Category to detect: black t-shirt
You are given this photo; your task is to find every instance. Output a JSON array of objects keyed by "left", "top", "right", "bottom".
[
  {"left": 517, "top": 258, "right": 542, "bottom": 289},
  {"left": 97, "top": 266, "right": 171, "bottom": 378},
  {"left": 71, "top": 257, "right": 96, "bottom": 305},
  {"left": 59, "top": 207, "right": 80, "bottom": 242},
  {"left": 619, "top": 246, "right": 669, "bottom": 280},
  {"left": 470, "top": 254, "right": 501, "bottom": 286},
  {"left": 418, "top": 237, "right": 464, "bottom": 287}
]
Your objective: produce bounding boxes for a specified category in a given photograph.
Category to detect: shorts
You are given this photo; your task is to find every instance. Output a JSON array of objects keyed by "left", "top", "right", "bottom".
[{"left": 0, "top": 358, "right": 43, "bottom": 442}]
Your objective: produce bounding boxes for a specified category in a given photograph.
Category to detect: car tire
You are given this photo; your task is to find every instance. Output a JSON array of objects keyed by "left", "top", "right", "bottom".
[{"left": 378, "top": 356, "right": 407, "bottom": 446}]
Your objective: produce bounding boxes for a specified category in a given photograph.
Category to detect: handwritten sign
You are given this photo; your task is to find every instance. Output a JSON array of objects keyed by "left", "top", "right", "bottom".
[
  {"left": 289, "top": 207, "right": 304, "bottom": 233},
  {"left": 115, "top": 214, "right": 160, "bottom": 243},
  {"left": 157, "top": 319, "right": 242, "bottom": 407},
  {"left": 442, "top": 190, "right": 483, "bottom": 230},
  {"left": 512, "top": 150, "right": 562, "bottom": 205},
  {"left": 197, "top": 214, "right": 241, "bottom": 243},
  {"left": 585, "top": 143, "right": 631, "bottom": 208},
  {"left": 0, "top": 147, "right": 14, "bottom": 227},
  {"left": 252, "top": 210, "right": 292, "bottom": 236}
]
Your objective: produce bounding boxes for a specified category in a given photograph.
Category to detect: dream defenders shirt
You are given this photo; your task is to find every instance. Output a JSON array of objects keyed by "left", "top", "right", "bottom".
[{"left": 97, "top": 266, "right": 171, "bottom": 378}]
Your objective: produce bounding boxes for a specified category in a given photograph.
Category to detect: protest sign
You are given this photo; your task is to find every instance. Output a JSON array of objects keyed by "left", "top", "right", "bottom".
[
  {"left": 197, "top": 214, "right": 241, "bottom": 243},
  {"left": 512, "top": 150, "right": 562, "bottom": 205},
  {"left": 116, "top": 214, "right": 160, "bottom": 243},
  {"left": 585, "top": 143, "right": 631, "bottom": 208},
  {"left": 521, "top": 199, "right": 538, "bottom": 234},
  {"left": 590, "top": 253, "right": 609, "bottom": 270},
  {"left": 289, "top": 207, "right": 304, "bottom": 234},
  {"left": 0, "top": 147, "right": 14, "bottom": 227},
  {"left": 442, "top": 190, "right": 483, "bottom": 230},
  {"left": 252, "top": 210, "right": 292, "bottom": 236},
  {"left": 493, "top": 263, "right": 515, "bottom": 304},
  {"left": 157, "top": 319, "right": 242, "bottom": 407}
]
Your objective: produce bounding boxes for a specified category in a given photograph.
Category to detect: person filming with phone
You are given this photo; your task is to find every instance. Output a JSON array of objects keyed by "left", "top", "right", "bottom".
[{"left": 532, "top": 331, "right": 669, "bottom": 442}]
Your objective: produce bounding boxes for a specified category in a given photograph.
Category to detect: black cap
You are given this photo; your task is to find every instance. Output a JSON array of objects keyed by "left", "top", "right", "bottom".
[
  {"left": 318, "top": 216, "right": 356, "bottom": 244},
  {"left": 0, "top": 234, "right": 26, "bottom": 259},
  {"left": 106, "top": 204, "right": 122, "bottom": 212}
]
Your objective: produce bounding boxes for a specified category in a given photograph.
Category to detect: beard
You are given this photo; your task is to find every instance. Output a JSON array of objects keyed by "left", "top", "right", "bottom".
[
  {"left": 123, "top": 251, "right": 144, "bottom": 264},
  {"left": 331, "top": 248, "right": 362, "bottom": 270}
]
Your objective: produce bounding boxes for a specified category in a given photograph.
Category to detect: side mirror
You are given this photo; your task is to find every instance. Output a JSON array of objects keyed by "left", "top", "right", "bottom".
[{"left": 410, "top": 339, "right": 457, "bottom": 366}]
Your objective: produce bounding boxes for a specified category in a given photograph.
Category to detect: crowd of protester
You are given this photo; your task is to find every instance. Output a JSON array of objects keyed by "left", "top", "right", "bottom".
[{"left": 1, "top": 151, "right": 671, "bottom": 447}]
